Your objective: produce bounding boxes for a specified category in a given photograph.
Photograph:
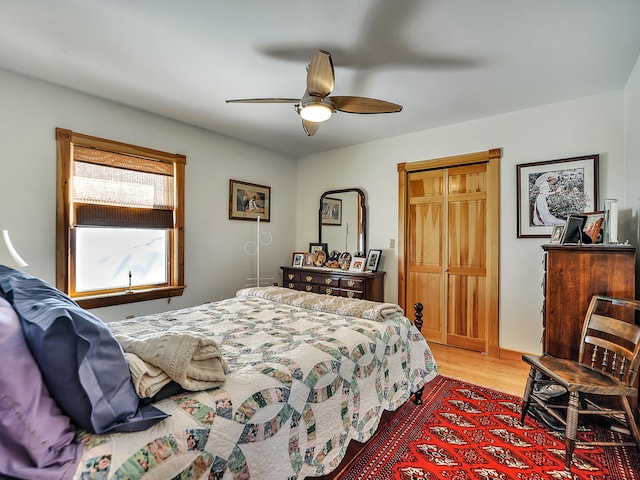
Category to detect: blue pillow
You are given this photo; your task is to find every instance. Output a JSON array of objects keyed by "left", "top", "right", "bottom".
[{"left": 0, "top": 266, "right": 168, "bottom": 434}]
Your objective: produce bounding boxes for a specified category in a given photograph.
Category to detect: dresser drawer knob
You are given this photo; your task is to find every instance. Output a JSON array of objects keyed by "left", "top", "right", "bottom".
[
  {"left": 288, "top": 274, "right": 295, "bottom": 280},
  {"left": 288, "top": 283, "right": 295, "bottom": 288},
  {"left": 306, "top": 276, "right": 313, "bottom": 282},
  {"left": 347, "top": 280, "right": 356, "bottom": 287},
  {"left": 325, "top": 278, "right": 332, "bottom": 285},
  {"left": 325, "top": 288, "right": 332, "bottom": 295},
  {"left": 347, "top": 291, "right": 355, "bottom": 298},
  {"left": 305, "top": 285, "right": 313, "bottom": 292}
]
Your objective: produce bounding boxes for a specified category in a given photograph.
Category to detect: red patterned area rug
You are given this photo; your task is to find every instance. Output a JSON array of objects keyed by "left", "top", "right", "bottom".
[{"left": 339, "top": 375, "right": 640, "bottom": 479}]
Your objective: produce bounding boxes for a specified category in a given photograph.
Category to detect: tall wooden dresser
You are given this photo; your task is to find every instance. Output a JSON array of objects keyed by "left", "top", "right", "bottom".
[
  {"left": 280, "top": 266, "right": 385, "bottom": 302},
  {"left": 542, "top": 244, "right": 636, "bottom": 361}
]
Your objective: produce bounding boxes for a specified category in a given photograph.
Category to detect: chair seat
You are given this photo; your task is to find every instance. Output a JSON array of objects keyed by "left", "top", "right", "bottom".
[{"left": 522, "top": 354, "right": 637, "bottom": 397}]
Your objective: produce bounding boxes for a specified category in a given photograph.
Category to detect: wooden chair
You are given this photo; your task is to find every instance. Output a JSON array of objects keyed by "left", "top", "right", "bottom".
[{"left": 520, "top": 295, "right": 640, "bottom": 470}]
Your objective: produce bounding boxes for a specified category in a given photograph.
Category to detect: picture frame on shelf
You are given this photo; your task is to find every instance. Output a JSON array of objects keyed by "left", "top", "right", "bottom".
[
  {"left": 292, "top": 252, "right": 305, "bottom": 268},
  {"left": 560, "top": 215, "right": 587, "bottom": 244},
  {"left": 348, "top": 256, "right": 366, "bottom": 273},
  {"left": 303, "top": 252, "right": 314, "bottom": 267},
  {"left": 229, "top": 179, "right": 271, "bottom": 222},
  {"left": 582, "top": 211, "right": 604, "bottom": 244},
  {"left": 309, "top": 242, "right": 328, "bottom": 254},
  {"left": 321, "top": 197, "right": 342, "bottom": 225},
  {"left": 365, "top": 249, "right": 382, "bottom": 272},
  {"left": 516, "top": 154, "right": 599, "bottom": 238},
  {"left": 549, "top": 225, "right": 565, "bottom": 244}
]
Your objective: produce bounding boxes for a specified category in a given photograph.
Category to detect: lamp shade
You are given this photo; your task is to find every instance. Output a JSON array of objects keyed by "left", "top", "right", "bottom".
[{"left": 1, "top": 230, "right": 28, "bottom": 267}]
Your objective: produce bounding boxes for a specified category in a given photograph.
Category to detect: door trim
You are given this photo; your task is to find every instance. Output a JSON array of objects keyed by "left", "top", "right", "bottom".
[{"left": 398, "top": 148, "right": 501, "bottom": 357}]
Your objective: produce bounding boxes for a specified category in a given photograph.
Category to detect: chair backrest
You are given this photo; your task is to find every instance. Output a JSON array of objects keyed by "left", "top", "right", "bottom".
[{"left": 577, "top": 296, "right": 640, "bottom": 387}]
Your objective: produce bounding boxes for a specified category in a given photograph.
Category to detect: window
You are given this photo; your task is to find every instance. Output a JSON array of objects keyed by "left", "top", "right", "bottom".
[{"left": 56, "top": 128, "right": 186, "bottom": 308}]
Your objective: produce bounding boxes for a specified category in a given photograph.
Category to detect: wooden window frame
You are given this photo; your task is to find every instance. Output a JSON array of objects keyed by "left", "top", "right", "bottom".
[{"left": 56, "top": 128, "right": 186, "bottom": 309}]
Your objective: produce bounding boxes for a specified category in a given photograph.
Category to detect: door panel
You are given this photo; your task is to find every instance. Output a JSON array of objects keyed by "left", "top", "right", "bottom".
[{"left": 398, "top": 149, "right": 500, "bottom": 356}]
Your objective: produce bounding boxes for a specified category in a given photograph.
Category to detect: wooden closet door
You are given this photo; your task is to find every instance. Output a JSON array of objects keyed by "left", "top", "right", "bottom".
[
  {"left": 398, "top": 149, "right": 500, "bottom": 356},
  {"left": 406, "top": 169, "right": 445, "bottom": 344},
  {"left": 446, "top": 164, "right": 488, "bottom": 352}
]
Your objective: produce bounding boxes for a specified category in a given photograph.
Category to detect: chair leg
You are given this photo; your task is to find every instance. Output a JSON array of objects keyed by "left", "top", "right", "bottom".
[
  {"left": 621, "top": 397, "right": 640, "bottom": 451},
  {"left": 520, "top": 367, "right": 536, "bottom": 425},
  {"left": 564, "top": 392, "right": 580, "bottom": 470}
]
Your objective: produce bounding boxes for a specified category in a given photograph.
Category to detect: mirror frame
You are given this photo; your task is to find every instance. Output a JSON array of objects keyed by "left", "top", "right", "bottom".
[{"left": 319, "top": 188, "right": 367, "bottom": 255}]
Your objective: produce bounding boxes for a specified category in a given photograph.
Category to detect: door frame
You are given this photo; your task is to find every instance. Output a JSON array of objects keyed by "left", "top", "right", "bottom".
[{"left": 397, "top": 148, "right": 501, "bottom": 357}]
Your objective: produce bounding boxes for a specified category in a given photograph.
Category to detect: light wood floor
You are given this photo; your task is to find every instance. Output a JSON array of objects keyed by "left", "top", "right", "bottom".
[{"left": 429, "top": 343, "right": 531, "bottom": 397}]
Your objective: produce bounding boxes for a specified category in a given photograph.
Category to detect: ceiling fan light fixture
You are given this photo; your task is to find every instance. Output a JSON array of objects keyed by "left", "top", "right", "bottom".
[{"left": 299, "top": 102, "right": 334, "bottom": 122}]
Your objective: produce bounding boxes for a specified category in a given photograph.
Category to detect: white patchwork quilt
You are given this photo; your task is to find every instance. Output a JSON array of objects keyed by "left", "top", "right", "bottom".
[{"left": 74, "top": 288, "right": 437, "bottom": 480}]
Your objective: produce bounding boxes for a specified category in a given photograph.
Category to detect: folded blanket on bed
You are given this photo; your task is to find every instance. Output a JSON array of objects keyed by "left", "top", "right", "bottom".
[
  {"left": 237, "top": 286, "right": 404, "bottom": 321},
  {"left": 114, "top": 332, "right": 228, "bottom": 398}
]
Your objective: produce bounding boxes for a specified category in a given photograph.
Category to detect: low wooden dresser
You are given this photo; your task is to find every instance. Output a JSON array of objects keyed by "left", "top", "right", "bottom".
[{"left": 280, "top": 266, "right": 385, "bottom": 302}]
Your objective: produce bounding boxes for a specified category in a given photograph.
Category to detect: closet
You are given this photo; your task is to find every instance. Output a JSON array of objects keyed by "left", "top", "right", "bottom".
[{"left": 398, "top": 149, "right": 501, "bottom": 356}]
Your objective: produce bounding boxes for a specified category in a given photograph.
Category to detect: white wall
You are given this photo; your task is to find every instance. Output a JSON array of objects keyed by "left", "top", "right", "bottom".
[
  {"left": 624, "top": 54, "right": 640, "bottom": 298},
  {"left": 296, "top": 91, "right": 626, "bottom": 355},
  {"left": 0, "top": 68, "right": 297, "bottom": 322}
]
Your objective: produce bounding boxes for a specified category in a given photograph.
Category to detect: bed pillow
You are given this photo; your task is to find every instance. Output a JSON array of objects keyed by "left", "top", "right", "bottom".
[
  {"left": 0, "top": 266, "right": 168, "bottom": 434},
  {"left": 0, "top": 296, "right": 81, "bottom": 480}
]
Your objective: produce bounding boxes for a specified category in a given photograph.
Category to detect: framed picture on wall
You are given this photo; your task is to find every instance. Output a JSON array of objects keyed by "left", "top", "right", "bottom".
[
  {"left": 229, "top": 179, "right": 271, "bottom": 221},
  {"left": 516, "top": 154, "right": 599, "bottom": 238}
]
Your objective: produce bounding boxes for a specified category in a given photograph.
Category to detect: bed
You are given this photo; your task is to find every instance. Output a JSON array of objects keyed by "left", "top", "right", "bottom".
[{"left": 0, "top": 268, "right": 437, "bottom": 480}]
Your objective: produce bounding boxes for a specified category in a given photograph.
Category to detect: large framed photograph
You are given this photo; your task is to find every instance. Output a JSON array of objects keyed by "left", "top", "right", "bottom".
[
  {"left": 321, "top": 197, "right": 342, "bottom": 226},
  {"left": 229, "top": 179, "right": 271, "bottom": 222},
  {"left": 516, "top": 154, "right": 599, "bottom": 238},
  {"left": 365, "top": 249, "right": 382, "bottom": 272}
]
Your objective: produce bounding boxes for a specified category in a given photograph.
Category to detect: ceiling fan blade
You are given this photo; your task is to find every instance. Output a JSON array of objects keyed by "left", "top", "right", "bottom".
[
  {"left": 225, "top": 98, "right": 299, "bottom": 104},
  {"left": 306, "top": 50, "right": 334, "bottom": 97},
  {"left": 302, "top": 119, "right": 321, "bottom": 136},
  {"left": 330, "top": 96, "right": 403, "bottom": 114}
]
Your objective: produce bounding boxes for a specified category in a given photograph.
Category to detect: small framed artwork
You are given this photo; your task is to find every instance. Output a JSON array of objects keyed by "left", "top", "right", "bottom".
[
  {"left": 321, "top": 197, "right": 342, "bottom": 225},
  {"left": 292, "top": 252, "right": 305, "bottom": 267},
  {"left": 365, "top": 249, "right": 382, "bottom": 272},
  {"left": 560, "top": 215, "right": 587, "bottom": 244},
  {"left": 516, "top": 154, "right": 599, "bottom": 238},
  {"left": 549, "top": 225, "right": 565, "bottom": 244},
  {"left": 582, "top": 211, "right": 604, "bottom": 244},
  {"left": 309, "top": 242, "right": 328, "bottom": 254},
  {"left": 303, "top": 252, "right": 314, "bottom": 267},
  {"left": 349, "top": 256, "right": 366, "bottom": 273},
  {"left": 229, "top": 179, "right": 271, "bottom": 222}
]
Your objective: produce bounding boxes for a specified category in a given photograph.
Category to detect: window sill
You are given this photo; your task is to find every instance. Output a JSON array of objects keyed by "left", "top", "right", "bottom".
[{"left": 75, "top": 285, "right": 186, "bottom": 309}]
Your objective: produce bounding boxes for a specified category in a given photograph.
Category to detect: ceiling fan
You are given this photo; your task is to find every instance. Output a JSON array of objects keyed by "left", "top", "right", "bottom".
[{"left": 226, "top": 50, "right": 402, "bottom": 136}]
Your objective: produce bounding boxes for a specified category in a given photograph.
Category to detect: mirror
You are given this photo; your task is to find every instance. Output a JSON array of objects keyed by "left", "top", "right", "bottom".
[{"left": 319, "top": 188, "right": 366, "bottom": 255}]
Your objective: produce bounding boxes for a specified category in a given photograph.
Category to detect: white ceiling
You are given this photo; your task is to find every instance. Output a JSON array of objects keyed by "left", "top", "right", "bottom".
[{"left": 1, "top": 0, "right": 639, "bottom": 157}]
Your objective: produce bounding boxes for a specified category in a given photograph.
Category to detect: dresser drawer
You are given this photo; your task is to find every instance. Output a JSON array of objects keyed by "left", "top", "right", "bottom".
[
  {"left": 340, "top": 289, "right": 364, "bottom": 299},
  {"left": 301, "top": 273, "right": 339, "bottom": 288},
  {"left": 340, "top": 277, "right": 364, "bottom": 291},
  {"left": 317, "top": 285, "right": 339, "bottom": 296},
  {"left": 284, "top": 270, "right": 300, "bottom": 283}
]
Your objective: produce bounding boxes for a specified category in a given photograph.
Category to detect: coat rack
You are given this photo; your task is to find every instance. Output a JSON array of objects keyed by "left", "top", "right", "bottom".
[{"left": 244, "top": 216, "right": 273, "bottom": 287}]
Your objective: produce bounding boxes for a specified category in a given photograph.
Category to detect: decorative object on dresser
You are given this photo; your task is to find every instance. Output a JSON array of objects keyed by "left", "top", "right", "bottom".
[
  {"left": 291, "top": 252, "right": 305, "bottom": 267},
  {"left": 348, "top": 256, "right": 366, "bottom": 272},
  {"left": 365, "top": 248, "right": 382, "bottom": 272},
  {"left": 541, "top": 243, "right": 636, "bottom": 361},
  {"left": 281, "top": 266, "right": 385, "bottom": 302}
]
